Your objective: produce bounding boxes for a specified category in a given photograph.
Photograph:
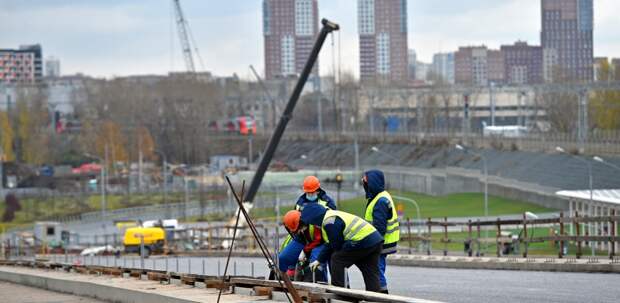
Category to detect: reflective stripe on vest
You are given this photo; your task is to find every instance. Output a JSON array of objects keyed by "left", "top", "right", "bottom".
[
  {"left": 364, "top": 191, "right": 400, "bottom": 245},
  {"left": 321, "top": 210, "right": 376, "bottom": 244}
]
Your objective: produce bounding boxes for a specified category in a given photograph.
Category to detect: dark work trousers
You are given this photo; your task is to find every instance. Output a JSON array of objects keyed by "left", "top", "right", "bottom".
[{"left": 329, "top": 242, "right": 382, "bottom": 292}]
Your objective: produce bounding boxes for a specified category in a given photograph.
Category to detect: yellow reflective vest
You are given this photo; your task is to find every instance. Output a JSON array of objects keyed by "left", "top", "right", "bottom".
[
  {"left": 321, "top": 210, "right": 377, "bottom": 244},
  {"left": 364, "top": 191, "right": 400, "bottom": 251}
]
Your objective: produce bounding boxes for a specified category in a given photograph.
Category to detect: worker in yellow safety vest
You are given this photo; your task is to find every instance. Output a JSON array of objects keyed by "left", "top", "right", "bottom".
[
  {"left": 278, "top": 176, "right": 336, "bottom": 281},
  {"left": 294, "top": 204, "right": 384, "bottom": 292},
  {"left": 362, "top": 170, "right": 399, "bottom": 294}
]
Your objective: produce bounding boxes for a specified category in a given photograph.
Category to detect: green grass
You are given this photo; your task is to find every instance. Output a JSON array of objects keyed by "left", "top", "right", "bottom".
[{"left": 338, "top": 192, "right": 556, "bottom": 219}]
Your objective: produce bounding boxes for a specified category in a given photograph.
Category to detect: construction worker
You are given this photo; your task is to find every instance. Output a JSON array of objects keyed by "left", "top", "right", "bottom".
[
  {"left": 278, "top": 176, "right": 336, "bottom": 281},
  {"left": 361, "top": 170, "right": 399, "bottom": 294},
  {"left": 300, "top": 203, "right": 384, "bottom": 292}
]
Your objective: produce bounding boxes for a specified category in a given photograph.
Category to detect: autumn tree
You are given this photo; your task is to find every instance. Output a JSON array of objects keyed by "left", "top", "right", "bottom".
[
  {"left": 0, "top": 111, "right": 15, "bottom": 161},
  {"left": 14, "top": 85, "right": 50, "bottom": 164},
  {"left": 590, "top": 59, "right": 620, "bottom": 130}
]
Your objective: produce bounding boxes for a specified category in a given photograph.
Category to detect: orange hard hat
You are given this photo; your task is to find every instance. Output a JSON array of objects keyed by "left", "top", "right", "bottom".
[
  {"left": 303, "top": 176, "right": 320, "bottom": 193},
  {"left": 283, "top": 210, "right": 302, "bottom": 232}
]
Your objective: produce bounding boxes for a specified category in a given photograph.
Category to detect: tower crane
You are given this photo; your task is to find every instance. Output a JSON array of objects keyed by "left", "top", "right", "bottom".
[{"left": 172, "top": 0, "right": 203, "bottom": 73}]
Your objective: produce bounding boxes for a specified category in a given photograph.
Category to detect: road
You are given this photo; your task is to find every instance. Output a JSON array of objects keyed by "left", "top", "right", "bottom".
[
  {"left": 47, "top": 255, "right": 620, "bottom": 303},
  {"left": 0, "top": 281, "right": 105, "bottom": 303}
]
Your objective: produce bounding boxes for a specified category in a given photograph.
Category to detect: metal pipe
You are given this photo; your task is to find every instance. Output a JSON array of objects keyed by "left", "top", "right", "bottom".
[{"left": 243, "top": 19, "right": 339, "bottom": 204}]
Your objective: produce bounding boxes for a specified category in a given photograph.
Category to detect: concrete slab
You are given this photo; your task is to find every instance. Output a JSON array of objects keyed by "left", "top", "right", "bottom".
[{"left": 0, "top": 266, "right": 274, "bottom": 303}]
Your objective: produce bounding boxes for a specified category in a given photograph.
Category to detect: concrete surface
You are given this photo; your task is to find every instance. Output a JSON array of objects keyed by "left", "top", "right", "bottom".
[
  {"left": 39, "top": 255, "right": 620, "bottom": 302},
  {"left": 0, "top": 266, "right": 273, "bottom": 303},
  {"left": 0, "top": 281, "right": 105, "bottom": 303}
]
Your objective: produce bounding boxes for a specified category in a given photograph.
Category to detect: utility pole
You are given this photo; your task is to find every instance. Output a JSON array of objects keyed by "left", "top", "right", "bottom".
[
  {"left": 577, "top": 89, "right": 589, "bottom": 145},
  {"left": 315, "top": 76, "right": 323, "bottom": 137},
  {"left": 489, "top": 82, "right": 496, "bottom": 126}
]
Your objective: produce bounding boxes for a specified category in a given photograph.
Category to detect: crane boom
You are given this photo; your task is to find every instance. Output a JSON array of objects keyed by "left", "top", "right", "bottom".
[{"left": 173, "top": 0, "right": 195, "bottom": 72}]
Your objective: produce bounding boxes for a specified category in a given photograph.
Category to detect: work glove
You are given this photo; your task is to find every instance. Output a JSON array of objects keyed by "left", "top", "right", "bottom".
[
  {"left": 309, "top": 260, "right": 321, "bottom": 272},
  {"left": 298, "top": 250, "right": 306, "bottom": 262}
]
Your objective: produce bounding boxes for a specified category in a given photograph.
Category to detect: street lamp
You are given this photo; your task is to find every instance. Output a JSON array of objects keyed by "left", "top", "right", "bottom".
[
  {"left": 593, "top": 156, "right": 620, "bottom": 172},
  {"left": 393, "top": 195, "right": 422, "bottom": 251},
  {"left": 152, "top": 149, "right": 168, "bottom": 216},
  {"left": 556, "top": 146, "right": 593, "bottom": 207},
  {"left": 84, "top": 153, "right": 106, "bottom": 220},
  {"left": 557, "top": 146, "right": 595, "bottom": 255},
  {"left": 456, "top": 144, "right": 489, "bottom": 252},
  {"left": 370, "top": 146, "right": 402, "bottom": 163},
  {"left": 455, "top": 144, "right": 488, "bottom": 219}
]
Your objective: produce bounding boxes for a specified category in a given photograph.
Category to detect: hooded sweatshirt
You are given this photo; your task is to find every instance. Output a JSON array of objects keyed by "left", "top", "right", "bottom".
[
  {"left": 293, "top": 188, "right": 337, "bottom": 253},
  {"left": 364, "top": 169, "right": 398, "bottom": 254},
  {"left": 301, "top": 203, "right": 383, "bottom": 263}
]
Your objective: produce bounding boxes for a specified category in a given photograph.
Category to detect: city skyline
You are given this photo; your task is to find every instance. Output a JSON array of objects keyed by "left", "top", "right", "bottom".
[{"left": 1, "top": 0, "right": 618, "bottom": 79}]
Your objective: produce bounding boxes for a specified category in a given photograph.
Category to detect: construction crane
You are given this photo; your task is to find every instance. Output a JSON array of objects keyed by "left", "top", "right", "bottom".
[{"left": 172, "top": 0, "right": 203, "bottom": 73}]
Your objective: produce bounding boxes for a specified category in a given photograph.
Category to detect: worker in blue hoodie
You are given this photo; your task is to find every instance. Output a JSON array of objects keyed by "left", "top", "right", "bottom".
[
  {"left": 299, "top": 203, "right": 384, "bottom": 292},
  {"left": 361, "top": 170, "right": 399, "bottom": 294}
]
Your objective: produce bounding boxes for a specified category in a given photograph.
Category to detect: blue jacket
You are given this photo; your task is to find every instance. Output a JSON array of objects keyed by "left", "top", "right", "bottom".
[
  {"left": 301, "top": 203, "right": 383, "bottom": 263},
  {"left": 295, "top": 188, "right": 337, "bottom": 210},
  {"left": 364, "top": 170, "right": 397, "bottom": 254}
]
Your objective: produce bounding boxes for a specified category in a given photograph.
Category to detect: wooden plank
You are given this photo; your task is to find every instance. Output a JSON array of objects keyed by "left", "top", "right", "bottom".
[
  {"left": 253, "top": 286, "right": 273, "bottom": 297},
  {"left": 231, "top": 278, "right": 441, "bottom": 303}
]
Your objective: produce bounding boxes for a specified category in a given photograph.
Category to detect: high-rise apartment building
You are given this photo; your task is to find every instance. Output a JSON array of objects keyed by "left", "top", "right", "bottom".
[
  {"left": 455, "top": 46, "right": 505, "bottom": 86},
  {"left": 263, "top": 0, "right": 319, "bottom": 80},
  {"left": 541, "top": 0, "right": 593, "bottom": 82},
  {"left": 358, "top": 0, "right": 409, "bottom": 84},
  {"left": 0, "top": 44, "right": 43, "bottom": 84},
  {"left": 500, "top": 41, "right": 544, "bottom": 84},
  {"left": 431, "top": 52, "right": 455, "bottom": 84}
]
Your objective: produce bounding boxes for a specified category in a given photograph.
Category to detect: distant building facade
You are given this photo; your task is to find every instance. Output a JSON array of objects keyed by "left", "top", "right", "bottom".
[
  {"left": 541, "top": 0, "right": 593, "bottom": 82},
  {"left": 358, "top": 0, "right": 409, "bottom": 84},
  {"left": 263, "top": 0, "right": 319, "bottom": 80},
  {"left": 431, "top": 52, "right": 455, "bottom": 84},
  {"left": 500, "top": 41, "right": 543, "bottom": 85},
  {"left": 613, "top": 58, "right": 620, "bottom": 81},
  {"left": 0, "top": 44, "right": 43, "bottom": 84},
  {"left": 45, "top": 57, "right": 61, "bottom": 78}
]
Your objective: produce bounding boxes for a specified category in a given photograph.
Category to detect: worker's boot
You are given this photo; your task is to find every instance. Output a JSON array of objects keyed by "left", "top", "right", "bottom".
[{"left": 379, "top": 289, "right": 389, "bottom": 294}]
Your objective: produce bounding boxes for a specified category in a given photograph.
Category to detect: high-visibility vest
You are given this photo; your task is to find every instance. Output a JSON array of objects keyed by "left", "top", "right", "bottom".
[
  {"left": 364, "top": 191, "right": 400, "bottom": 246},
  {"left": 321, "top": 210, "right": 377, "bottom": 244}
]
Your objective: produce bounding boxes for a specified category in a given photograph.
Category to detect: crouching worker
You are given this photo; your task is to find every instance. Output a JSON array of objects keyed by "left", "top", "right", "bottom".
[
  {"left": 281, "top": 210, "right": 328, "bottom": 282},
  {"left": 277, "top": 176, "right": 335, "bottom": 281},
  {"left": 300, "top": 204, "right": 384, "bottom": 292}
]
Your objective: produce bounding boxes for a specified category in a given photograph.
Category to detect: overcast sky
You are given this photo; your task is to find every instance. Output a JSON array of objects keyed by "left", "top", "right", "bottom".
[{"left": 1, "top": 0, "right": 618, "bottom": 79}]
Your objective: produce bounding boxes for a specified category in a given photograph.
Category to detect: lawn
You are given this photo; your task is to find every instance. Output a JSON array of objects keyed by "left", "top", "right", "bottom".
[{"left": 338, "top": 192, "right": 557, "bottom": 219}]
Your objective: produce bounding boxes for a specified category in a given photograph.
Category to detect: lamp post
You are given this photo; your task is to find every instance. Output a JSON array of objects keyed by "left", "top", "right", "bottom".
[
  {"left": 456, "top": 144, "right": 488, "bottom": 219},
  {"left": 393, "top": 195, "right": 422, "bottom": 251},
  {"left": 456, "top": 144, "right": 489, "bottom": 252},
  {"left": 593, "top": 156, "right": 620, "bottom": 172},
  {"left": 84, "top": 153, "right": 106, "bottom": 220},
  {"left": 371, "top": 146, "right": 402, "bottom": 163},
  {"left": 152, "top": 149, "right": 168, "bottom": 217},
  {"left": 556, "top": 147, "right": 593, "bottom": 208},
  {"left": 371, "top": 146, "right": 406, "bottom": 192},
  {"left": 557, "top": 146, "right": 595, "bottom": 255}
]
